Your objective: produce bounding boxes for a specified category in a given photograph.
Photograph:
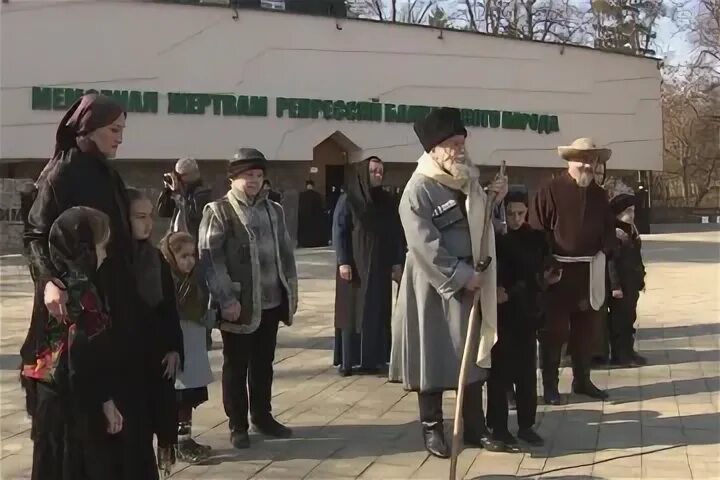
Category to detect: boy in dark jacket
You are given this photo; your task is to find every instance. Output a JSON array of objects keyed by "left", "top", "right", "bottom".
[
  {"left": 486, "top": 191, "right": 561, "bottom": 448},
  {"left": 607, "top": 193, "right": 647, "bottom": 367}
]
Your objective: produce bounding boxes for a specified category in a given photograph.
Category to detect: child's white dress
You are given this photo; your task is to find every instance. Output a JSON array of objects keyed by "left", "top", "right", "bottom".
[{"left": 175, "top": 319, "right": 213, "bottom": 390}]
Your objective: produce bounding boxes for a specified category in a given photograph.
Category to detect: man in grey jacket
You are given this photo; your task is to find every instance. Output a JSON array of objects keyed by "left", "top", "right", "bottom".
[
  {"left": 389, "top": 108, "right": 508, "bottom": 458},
  {"left": 198, "top": 148, "right": 298, "bottom": 450}
]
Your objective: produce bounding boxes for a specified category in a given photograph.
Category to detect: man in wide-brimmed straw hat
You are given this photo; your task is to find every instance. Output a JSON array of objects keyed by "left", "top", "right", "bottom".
[{"left": 529, "top": 137, "right": 617, "bottom": 405}]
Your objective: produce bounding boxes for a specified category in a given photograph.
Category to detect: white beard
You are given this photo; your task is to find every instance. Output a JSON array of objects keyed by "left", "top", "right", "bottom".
[
  {"left": 448, "top": 162, "right": 472, "bottom": 182},
  {"left": 575, "top": 171, "right": 594, "bottom": 188}
]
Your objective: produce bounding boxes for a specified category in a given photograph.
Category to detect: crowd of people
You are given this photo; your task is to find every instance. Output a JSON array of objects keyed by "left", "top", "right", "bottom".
[{"left": 18, "top": 94, "right": 646, "bottom": 479}]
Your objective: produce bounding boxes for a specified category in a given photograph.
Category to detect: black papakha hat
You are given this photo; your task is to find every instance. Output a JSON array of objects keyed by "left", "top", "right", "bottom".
[
  {"left": 609, "top": 193, "right": 636, "bottom": 215},
  {"left": 413, "top": 107, "right": 468, "bottom": 153},
  {"left": 227, "top": 148, "right": 268, "bottom": 178}
]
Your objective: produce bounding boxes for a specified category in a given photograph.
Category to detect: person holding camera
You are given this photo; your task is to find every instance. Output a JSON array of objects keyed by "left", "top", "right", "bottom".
[{"left": 157, "top": 157, "right": 212, "bottom": 239}]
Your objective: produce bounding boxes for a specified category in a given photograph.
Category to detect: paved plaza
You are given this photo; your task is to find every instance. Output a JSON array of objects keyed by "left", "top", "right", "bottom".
[{"left": 1, "top": 231, "right": 718, "bottom": 479}]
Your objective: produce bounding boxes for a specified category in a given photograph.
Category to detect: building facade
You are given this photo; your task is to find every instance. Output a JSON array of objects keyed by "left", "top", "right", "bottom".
[{"left": 0, "top": 1, "right": 663, "bottom": 247}]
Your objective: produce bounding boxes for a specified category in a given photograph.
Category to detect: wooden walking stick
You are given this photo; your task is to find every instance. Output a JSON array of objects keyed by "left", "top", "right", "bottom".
[{"left": 449, "top": 161, "right": 506, "bottom": 480}]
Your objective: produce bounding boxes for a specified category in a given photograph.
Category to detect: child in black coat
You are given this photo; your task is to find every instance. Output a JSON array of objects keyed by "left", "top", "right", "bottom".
[
  {"left": 22, "top": 207, "right": 122, "bottom": 480},
  {"left": 607, "top": 193, "right": 647, "bottom": 367},
  {"left": 127, "top": 188, "right": 184, "bottom": 477}
]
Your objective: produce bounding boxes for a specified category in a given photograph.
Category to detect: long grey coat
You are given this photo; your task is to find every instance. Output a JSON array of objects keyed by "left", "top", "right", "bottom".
[{"left": 389, "top": 173, "right": 487, "bottom": 392}]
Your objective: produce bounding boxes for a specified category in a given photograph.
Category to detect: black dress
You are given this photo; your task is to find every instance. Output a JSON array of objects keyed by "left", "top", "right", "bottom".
[
  {"left": 297, "top": 189, "right": 327, "bottom": 247},
  {"left": 23, "top": 148, "right": 159, "bottom": 480},
  {"left": 331, "top": 164, "right": 404, "bottom": 371}
]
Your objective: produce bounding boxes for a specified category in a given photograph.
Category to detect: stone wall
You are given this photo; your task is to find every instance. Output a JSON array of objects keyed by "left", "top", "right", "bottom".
[{"left": 0, "top": 178, "right": 34, "bottom": 253}]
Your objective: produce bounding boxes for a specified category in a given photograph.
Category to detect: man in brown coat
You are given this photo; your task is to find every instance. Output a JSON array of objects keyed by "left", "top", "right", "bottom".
[{"left": 529, "top": 138, "right": 617, "bottom": 404}]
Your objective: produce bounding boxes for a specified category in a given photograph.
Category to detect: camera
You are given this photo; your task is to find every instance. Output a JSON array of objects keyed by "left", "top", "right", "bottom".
[{"left": 163, "top": 173, "right": 174, "bottom": 184}]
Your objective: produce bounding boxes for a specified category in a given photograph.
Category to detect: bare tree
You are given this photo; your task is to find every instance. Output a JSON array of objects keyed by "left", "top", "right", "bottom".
[
  {"left": 347, "top": 0, "right": 387, "bottom": 20},
  {"left": 694, "top": 0, "right": 720, "bottom": 74},
  {"left": 451, "top": 0, "right": 588, "bottom": 44},
  {"left": 590, "top": 0, "right": 665, "bottom": 56},
  {"left": 661, "top": 70, "right": 720, "bottom": 207}
]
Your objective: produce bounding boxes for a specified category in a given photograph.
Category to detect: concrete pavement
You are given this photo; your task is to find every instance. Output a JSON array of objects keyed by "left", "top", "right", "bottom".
[{"left": 1, "top": 231, "right": 719, "bottom": 479}]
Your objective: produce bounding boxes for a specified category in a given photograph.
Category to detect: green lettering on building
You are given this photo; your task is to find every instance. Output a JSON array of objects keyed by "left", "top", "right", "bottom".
[
  {"left": 32, "top": 87, "right": 158, "bottom": 113},
  {"left": 30, "top": 87, "right": 559, "bottom": 133}
]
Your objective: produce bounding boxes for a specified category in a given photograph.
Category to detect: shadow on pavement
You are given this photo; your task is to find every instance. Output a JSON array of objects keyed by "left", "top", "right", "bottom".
[
  {"left": 643, "top": 240, "right": 720, "bottom": 264},
  {"left": 277, "top": 335, "right": 334, "bottom": 351},
  {"left": 469, "top": 444, "right": 684, "bottom": 479},
  {"left": 526, "top": 409, "right": 717, "bottom": 459},
  {"left": 640, "top": 348, "right": 720, "bottom": 366},
  {"left": 194, "top": 421, "right": 420, "bottom": 465},
  {"left": 605, "top": 376, "right": 720, "bottom": 405},
  {"left": 0, "top": 353, "right": 21, "bottom": 371},
  {"left": 187, "top": 409, "right": 719, "bottom": 466},
  {"left": 637, "top": 323, "right": 720, "bottom": 340}
]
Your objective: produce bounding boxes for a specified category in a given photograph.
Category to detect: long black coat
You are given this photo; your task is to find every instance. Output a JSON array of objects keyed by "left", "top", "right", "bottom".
[
  {"left": 332, "top": 192, "right": 403, "bottom": 332},
  {"left": 297, "top": 189, "right": 327, "bottom": 247},
  {"left": 23, "top": 148, "right": 160, "bottom": 480}
]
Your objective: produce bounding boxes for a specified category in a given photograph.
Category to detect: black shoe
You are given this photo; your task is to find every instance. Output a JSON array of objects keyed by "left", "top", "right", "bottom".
[
  {"left": 610, "top": 356, "right": 639, "bottom": 368},
  {"left": 572, "top": 377, "right": 609, "bottom": 400},
  {"left": 464, "top": 428, "right": 506, "bottom": 452},
  {"left": 517, "top": 428, "right": 545, "bottom": 447},
  {"left": 631, "top": 352, "right": 648, "bottom": 366},
  {"left": 491, "top": 429, "right": 521, "bottom": 452},
  {"left": 230, "top": 429, "right": 250, "bottom": 449},
  {"left": 338, "top": 367, "right": 352, "bottom": 377},
  {"left": 422, "top": 423, "right": 450, "bottom": 458},
  {"left": 543, "top": 383, "right": 563, "bottom": 405},
  {"left": 252, "top": 416, "right": 293, "bottom": 438}
]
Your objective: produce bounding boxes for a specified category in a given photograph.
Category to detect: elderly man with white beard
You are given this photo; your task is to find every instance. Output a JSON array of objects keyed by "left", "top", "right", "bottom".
[
  {"left": 389, "top": 107, "right": 509, "bottom": 458},
  {"left": 529, "top": 138, "right": 618, "bottom": 405}
]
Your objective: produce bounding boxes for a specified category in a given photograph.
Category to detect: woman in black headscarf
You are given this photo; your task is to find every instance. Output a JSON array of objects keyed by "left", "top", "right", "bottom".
[
  {"left": 22, "top": 93, "right": 159, "bottom": 479},
  {"left": 332, "top": 157, "right": 405, "bottom": 375}
]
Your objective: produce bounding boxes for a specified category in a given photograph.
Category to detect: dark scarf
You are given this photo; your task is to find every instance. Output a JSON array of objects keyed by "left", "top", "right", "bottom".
[
  {"left": 159, "top": 235, "right": 206, "bottom": 325},
  {"left": 132, "top": 240, "right": 163, "bottom": 307},
  {"left": 48, "top": 207, "right": 101, "bottom": 280},
  {"left": 37, "top": 93, "right": 126, "bottom": 187},
  {"left": 23, "top": 208, "right": 111, "bottom": 386},
  {"left": 345, "top": 157, "right": 390, "bottom": 234}
]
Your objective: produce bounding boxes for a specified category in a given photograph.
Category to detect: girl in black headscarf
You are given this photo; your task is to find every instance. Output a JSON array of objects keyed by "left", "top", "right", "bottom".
[
  {"left": 22, "top": 206, "right": 120, "bottom": 479},
  {"left": 22, "top": 93, "right": 160, "bottom": 479},
  {"left": 332, "top": 157, "right": 405, "bottom": 375}
]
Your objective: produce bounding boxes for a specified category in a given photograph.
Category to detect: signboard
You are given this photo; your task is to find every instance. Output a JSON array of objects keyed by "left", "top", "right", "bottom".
[{"left": 31, "top": 86, "right": 560, "bottom": 135}]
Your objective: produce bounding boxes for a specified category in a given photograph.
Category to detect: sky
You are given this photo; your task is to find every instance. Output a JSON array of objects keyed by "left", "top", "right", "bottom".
[{"left": 655, "top": 13, "right": 695, "bottom": 66}]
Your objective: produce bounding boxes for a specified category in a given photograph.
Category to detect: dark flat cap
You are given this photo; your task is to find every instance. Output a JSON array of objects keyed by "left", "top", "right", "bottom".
[
  {"left": 228, "top": 147, "right": 268, "bottom": 178},
  {"left": 413, "top": 107, "right": 468, "bottom": 153}
]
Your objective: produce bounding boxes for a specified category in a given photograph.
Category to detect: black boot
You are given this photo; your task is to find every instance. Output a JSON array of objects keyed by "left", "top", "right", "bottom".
[
  {"left": 572, "top": 361, "right": 609, "bottom": 400},
  {"left": 252, "top": 415, "right": 293, "bottom": 438},
  {"left": 541, "top": 345, "right": 562, "bottom": 405},
  {"left": 230, "top": 429, "right": 250, "bottom": 449},
  {"left": 422, "top": 422, "right": 450, "bottom": 458}
]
